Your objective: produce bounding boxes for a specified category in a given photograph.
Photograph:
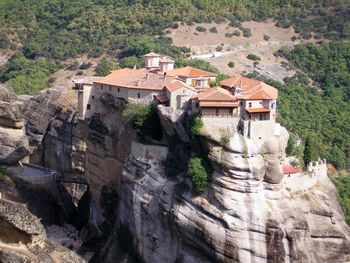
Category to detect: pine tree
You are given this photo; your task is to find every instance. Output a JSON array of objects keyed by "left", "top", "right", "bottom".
[{"left": 303, "top": 136, "right": 315, "bottom": 167}]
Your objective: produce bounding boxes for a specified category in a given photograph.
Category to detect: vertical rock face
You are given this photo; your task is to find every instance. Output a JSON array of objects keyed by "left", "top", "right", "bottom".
[
  {"left": 88, "top": 110, "right": 350, "bottom": 263},
  {"left": 0, "top": 85, "right": 30, "bottom": 165},
  {"left": 22, "top": 89, "right": 85, "bottom": 173}
]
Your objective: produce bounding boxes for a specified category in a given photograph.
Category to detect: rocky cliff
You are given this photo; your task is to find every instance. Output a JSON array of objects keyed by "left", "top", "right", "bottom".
[
  {"left": 0, "top": 85, "right": 30, "bottom": 165},
  {"left": 22, "top": 89, "right": 85, "bottom": 173},
  {"left": 84, "top": 105, "right": 350, "bottom": 263}
]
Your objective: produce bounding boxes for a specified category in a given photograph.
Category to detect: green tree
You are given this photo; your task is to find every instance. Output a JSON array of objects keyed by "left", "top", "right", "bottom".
[
  {"left": 188, "top": 157, "right": 209, "bottom": 194},
  {"left": 119, "top": 56, "right": 143, "bottom": 69},
  {"left": 303, "top": 136, "right": 317, "bottom": 167},
  {"left": 190, "top": 117, "right": 203, "bottom": 138},
  {"left": 95, "top": 59, "right": 118, "bottom": 76}
]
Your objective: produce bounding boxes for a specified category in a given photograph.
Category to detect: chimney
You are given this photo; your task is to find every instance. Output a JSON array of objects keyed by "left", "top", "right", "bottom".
[
  {"left": 137, "top": 80, "right": 141, "bottom": 86},
  {"left": 163, "top": 72, "right": 167, "bottom": 79},
  {"left": 146, "top": 73, "right": 149, "bottom": 79}
]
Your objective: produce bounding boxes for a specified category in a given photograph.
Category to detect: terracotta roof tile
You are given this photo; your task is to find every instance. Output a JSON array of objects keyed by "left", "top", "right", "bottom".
[
  {"left": 94, "top": 68, "right": 174, "bottom": 91},
  {"left": 246, "top": 107, "right": 270, "bottom": 113},
  {"left": 165, "top": 80, "right": 197, "bottom": 92},
  {"left": 166, "top": 66, "right": 217, "bottom": 77},
  {"left": 283, "top": 165, "right": 300, "bottom": 174},
  {"left": 221, "top": 75, "right": 278, "bottom": 100},
  {"left": 198, "top": 87, "right": 237, "bottom": 102},
  {"left": 200, "top": 102, "right": 239, "bottom": 107}
]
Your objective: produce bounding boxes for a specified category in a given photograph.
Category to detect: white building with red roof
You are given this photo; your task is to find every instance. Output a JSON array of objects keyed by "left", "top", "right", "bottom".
[{"left": 220, "top": 75, "right": 278, "bottom": 121}]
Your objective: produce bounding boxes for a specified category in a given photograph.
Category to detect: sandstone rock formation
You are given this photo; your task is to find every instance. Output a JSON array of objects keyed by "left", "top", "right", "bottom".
[
  {"left": 0, "top": 85, "right": 30, "bottom": 165},
  {"left": 0, "top": 198, "right": 84, "bottom": 263},
  {"left": 84, "top": 106, "right": 350, "bottom": 263},
  {"left": 22, "top": 89, "right": 85, "bottom": 173}
]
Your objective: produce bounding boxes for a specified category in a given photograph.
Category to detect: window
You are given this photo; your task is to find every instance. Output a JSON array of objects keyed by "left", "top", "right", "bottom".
[
  {"left": 249, "top": 102, "right": 252, "bottom": 108},
  {"left": 183, "top": 89, "right": 186, "bottom": 94},
  {"left": 196, "top": 103, "right": 199, "bottom": 109},
  {"left": 137, "top": 93, "right": 141, "bottom": 98},
  {"left": 101, "top": 85, "right": 103, "bottom": 90},
  {"left": 271, "top": 102, "right": 275, "bottom": 109},
  {"left": 109, "top": 86, "right": 111, "bottom": 91},
  {"left": 118, "top": 87, "right": 120, "bottom": 92},
  {"left": 92, "top": 96, "right": 95, "bottom": 99},
  {"left": 259, "top": 101, "right": 262, "bottom": 104},
  {"left": 240, "top": 101, "right": 243, "bottom": 106},
  {"left": 215, "top": 108, "right": 219, "bottom": 116},
  {"left": 87, "top": 104, "right": 91, "bottom": 110}
]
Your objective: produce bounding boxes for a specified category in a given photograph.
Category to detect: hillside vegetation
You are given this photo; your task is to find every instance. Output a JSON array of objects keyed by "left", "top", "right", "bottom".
[
  {"left": 254, "top": 41, "right": 350, "bottom": 169},
  {"left": 0, "top": 0, "right": 349, "bottom": 92}
]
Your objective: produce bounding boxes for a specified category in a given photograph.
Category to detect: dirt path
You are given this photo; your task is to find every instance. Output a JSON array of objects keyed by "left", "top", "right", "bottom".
[{"left": 167, "top": 19, "right": 316, "bottom": 81}]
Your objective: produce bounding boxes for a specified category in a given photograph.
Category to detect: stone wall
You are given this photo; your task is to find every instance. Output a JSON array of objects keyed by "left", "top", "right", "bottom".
[{"left": 282, "top": 159, "right": 327, "bottom": 194}]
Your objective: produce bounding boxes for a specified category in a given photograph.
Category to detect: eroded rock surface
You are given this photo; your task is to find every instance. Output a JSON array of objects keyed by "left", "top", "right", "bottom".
[
  {"left": 0, "top": 85, "right": 30, "bottom": 165},
  {"left": 88, "top": 108, "right": 350, "bottom": 263}
]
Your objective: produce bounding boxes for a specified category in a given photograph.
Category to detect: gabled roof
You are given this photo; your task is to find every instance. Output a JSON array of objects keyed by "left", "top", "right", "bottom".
[
  {"left": 197, "top": 87, "right": 236, "bottom": 102},
  {"left": 221, "top": 75, "right": 278, "bottom": 100},
  {"left": 94, "top": 68, "right": 174, "bottom": 91},
  {"left": 164, "top": 80, "right": 197, "bottom": 93},
  {"left": 166, "top": 66, "right": 217, "bottom": 77},
  {"left": 144, "top": 52, "right": 161, "bottom": 57}
]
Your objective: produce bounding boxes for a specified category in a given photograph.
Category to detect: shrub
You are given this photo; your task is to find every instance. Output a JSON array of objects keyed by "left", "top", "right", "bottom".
[
  {"left": 79, "top": 62, "right": 92, "bottom": 70},
  {"left": 209, "top": 27, "right": 218, "bottom": 33},
  {"left": 171, "top": 23, "right": 179, "bottom": 29},
  {"left": 239, "top": 27, "right": 251, "bottom": 37},
  {"left": 123, "top": 103, "right": 151, "bottom": 129},
  {"left": 247, "top": 53, "right": 261, "bottom": 61},
  {"left": 188, "top": 157, "right": 209, "bottom": 194},
  {"left": 66, "top": 61, "right": 79, "bottom": 70},
  {"left": 0, "top": 32, "right": 9, "bottom": 49},
  {"left": 190, "top": 116, "right": 203, "bottom": 138},
  {"left": 253, "top": 61, "right": 259, "bottom": 68},
  {"left": 225, "top": 33, "right": 234, "bottom": 38},
  {"left": 331, "top": 175, "right": 350, "bottom": 225},
  {"left": 196, "top": 26, "right": 207, "bottom": 32},
  {"left": 0, "top": 166, "right": 4, "bottom": 181},
  {"left": 216, "top": 45, "right": 223, "bottom": 52},
  {"left": 95, "top": 59, "right": 118, "bottom": 76},
  {"left": 263, "top": 35, "right": 270, "bottom": 41},
  {"left": 228, "top": 61, "right": 235, "bottom": 68},
  {"left": 229, "top": 20, "right": 241, "bottom": 28},
  {"left": 233, "top": 30, "right": 241, "bottom": 36}
]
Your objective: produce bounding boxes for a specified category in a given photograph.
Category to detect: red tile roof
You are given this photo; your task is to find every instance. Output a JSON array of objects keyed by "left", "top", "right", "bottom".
[
  {"left": 246, "top": 107, "right": 270, "bottom": 113},
  {"left": 221, "top": 75, "right": 278, "bottom": 100},
  {"left": 166, "top": 66, "right": 217, "bottom": 77},
  {"left": 200, "top": 102, "right": 239, "bottom": 107},
  {"left": 164, "top": 80, "right": 197, "bottom": 92},
  {"left": 198, "top": 87, "right": 237, "bottom": 102},
  {"left": 94, "top": 68, "right": 174, "bottom": 91},
  {"left": 156, "top": 94, "right": 169, "bottom": 103},
  {"left": 283, "top": 165, "right": 300, "bottom": 174}
]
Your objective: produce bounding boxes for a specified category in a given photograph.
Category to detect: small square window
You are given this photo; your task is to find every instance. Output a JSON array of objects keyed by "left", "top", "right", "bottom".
[
  {"left": 87, "top": 104, "right": 91, "bottom": 110},
  {"left": 92, "top": 96, "right": 95, "bottom": 99}
]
